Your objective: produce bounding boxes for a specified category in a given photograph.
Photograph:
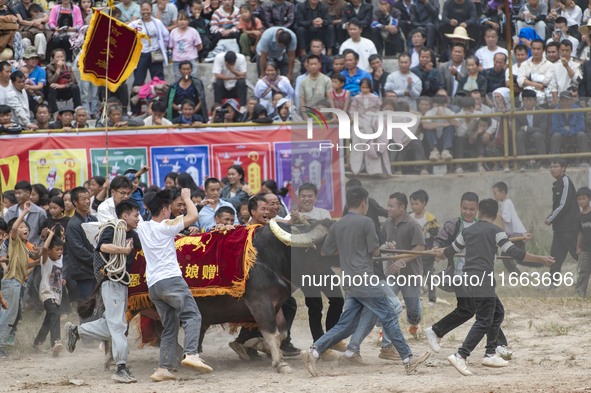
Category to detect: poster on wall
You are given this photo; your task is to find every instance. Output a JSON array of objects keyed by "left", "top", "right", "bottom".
[
  {"left": 151, "top": 145, "right": 210, "bottom": 187},
  {"left": 90, "top": 148, "right": 149, "bottom": 184},
  {"left": 29, "top": 149, "right": 88, "bottom": 191},
  {"left": 274, "top": 141, "right": 334, "bottom": 211},
  {"left": 210, "top": 143, "right": 272, "bottom": 194}
]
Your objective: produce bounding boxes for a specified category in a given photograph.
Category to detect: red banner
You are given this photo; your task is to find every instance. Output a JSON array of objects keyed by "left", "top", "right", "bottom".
[{"left": 0, "top": 125, "right": 344, "bottom": 216}]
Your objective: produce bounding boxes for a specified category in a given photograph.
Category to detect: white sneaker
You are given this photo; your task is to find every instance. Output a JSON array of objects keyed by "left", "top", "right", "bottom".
[
  {"left": 181, "top": 354, "right": 213, "bottom": 373},
  {"left": 455, "top": 167, "right": 464, "bottom": 174},
  {"left": 496, "top": 345, "right": 513, "bottom": 360},
  {"left": 447, "top": 353, "right": 472, "bottom": 376},
  {"left": 482, "top": 354, "right": 509, "bottom": 367},
  {"left": 441, "top": 149, "right": 453, "bottom": 160},
  {"left": 429, "top": 149, "right": 441, "bottom": 161},
  {"left": 425, "top": 327, "right": 440, "bottom": 353}
]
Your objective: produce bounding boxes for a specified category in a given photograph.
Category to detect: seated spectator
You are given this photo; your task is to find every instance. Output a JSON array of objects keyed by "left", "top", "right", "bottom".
[
  {"left": 202, "top": 0, "right": 220, "bottom": 21},
  {"left": 324, "top": 0, "right": 345, "bottom": 51},
  {"left": 339, "top": 19, "right": 377, "bottom": 72},
  {"left": 16, "top": 1, "right": 48, "bottom": 60},
  {"left": 47, "top": 0, "right": 83, "bottom": 62},
  {"left": 212, "top": 98, "right": 243, "bottom": 123},
  {"left": 251, "top": 103, "right": 273, "bottom": 123},
  {"left": 339, "top": 0, "right": 373, "bottom": 42},
  {"left": 189, "top": 1, "right": 213, "bottom": 61},
  {"left": 49, "top": 108, "right": 73, "bottom": 130},
  {"left": 391, "top": 100, "right": 427, "bottom": 175},
  {"left": 72, "top": 106, "right": 89, "bottom": 130},
  {"left": 256, "top": 26, "right": 297, "bottom": 80},
  {"left": 237, "top": 4, "right": 263, "bottom": 61},
  {"left": 554, "top": 39, "right": 581, "bottom": 92},
  {"left": 116, "top": 0, "right": 140, "bottom": 23},
  {"left": 6, "top": 70, "right": 37, "bottom": 130},
  {"left": 299, "top": 54, "right": 333, "bottom": 109},
  {"left": 550, "top": 90, "right": 588, "bottom": 156},
  {"left": 247, "top": 0, "right": 264, "bottom": 21},
  {"left": 440, "top": 0, "right": 479, "bottom": 49},
  {"left": 561, "top": 0, "right": 583, "bottom": 36},
  {"left": 0, "top": 61, "right": 9, "bottom": 105},
  {"left": 422, "top": 94, "right": 460, "bottom": 161},
  {"left": 153, "top": 0, "right": 178, "bottom": 31},
  {"left": 45, "top": 48, "right": 81, "bottom": 115},
  {"left": 129, "top": 2, "right": 169, "bottom": 88},
  {"left": 483, "top": 52, "right": 509, "bottom": 95},
  {"left": 516, "top": 0, "right": 547, "bottom": 40},
  {"left": 414, "top": 0, "right": 439, "bottom": 49},
  {"left": 439, "top": 43, "right": 468, "bottom": 97},
  {"left": 384, "top": 52, "right": 422, "bottom": 98},
  {"left": 172, "top": 99, "right": 204, "bottom": 125},
  {"left": 369, "top": 54, "right": 389, "bottom": 96},
  {"left": 166, "top": 60, "right": 208, "bottom": 122},
  {"left": 411, "top": 47, "right": 444, "bottom": 97},
  {"left": 332, "top": 53, "right": 345, "bottom": 74},
  {"left": 143, "top": 100, "right": 172, "bottom": 126},
  {"left": 169, "top": 10, "right": 202, "bottom": 81},
  {"left": 272, "top": 97, "right": 292, "bottom": 122},
  {"left": 0, "top": 104, "right": 23, "bottom": 134},
  {"left": 457, "top": 55, "right": 488, "bottom": 97},
  {"left": 475, "top": 28, "right": 509, "bottom": 69},
  {"left": 371, "top": 0, "right": 404, "bottom": 57},
  {"left": 516, "top": 89, "right": 547, "bottom": 167},
  {"left": 254, "top": 61, "right": 294, "bottom": 113},
  {"left": 209, "top": 0, "right": 240, "bottom": 51},
  {"left": 409, "top": 28, "right": 426, "bottom": 67},
  {"left": 546, "top": 41, "right": 560, "bottom": 63},
  {"left": 213, "top": 51, "right": 247, "bottom": 106},
  {"left": 22, "top": 46, "right": 44, "bottom": 110},
  {"left": 295, "top": 0, "right": 334, "bottom": 57},
  {"left": 548, "top": 16, "right": 580, "bottom": 53},
  {"left": 341, "top": 48, "right": 372, "bottom": 97},
  {"left": 240, "top": 96, "right": 259, "bottom": 121},
  {"left": 261, "top": 0, "right": 295, "bottom": 29},
  {"left": 453, "top": 96, "right": 483, "bottom": 173},
  {"left": 97, "top": 105, "right": 144, "bottom": 128},
  {"left": 517, "top": 39, "right": 557, "bottom": 106},
  {"left": 34, "top": 103, "right": 50, "bottom": 130}
]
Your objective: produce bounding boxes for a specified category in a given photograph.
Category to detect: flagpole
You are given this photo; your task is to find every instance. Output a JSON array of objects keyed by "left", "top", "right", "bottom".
[{"left": 104, "top": 6, "right": 114, "bottom": 179}]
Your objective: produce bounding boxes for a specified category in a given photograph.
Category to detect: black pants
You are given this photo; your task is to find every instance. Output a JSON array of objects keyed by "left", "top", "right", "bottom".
[
  {"left": 34, "top": 299, "right": 61, "bottom": 346},
  {"left": 47, "top": 86, "right": 82, "bottom": 114},
  {"left": 303, "top": 288, "right": 344, "bottom": 342},
  {"left": 213, "top": 79, "right": 247, "bottom": 106},
  {"left": 458, "top": 293, "right": 505, "bottom": 358},
  {"left": 295, "top": 25, "right": 335, "bottom": 52},
  {"left": 550, "top": 230, "right": 578, "bottom": 283},
  {"left": 422, "top": 256, "right": 436, "bottom": 302}
]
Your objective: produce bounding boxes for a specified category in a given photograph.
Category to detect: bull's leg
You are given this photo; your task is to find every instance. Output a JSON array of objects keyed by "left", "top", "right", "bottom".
[{"left": 260, "top": 330, "right": 292, "bottom": 374}]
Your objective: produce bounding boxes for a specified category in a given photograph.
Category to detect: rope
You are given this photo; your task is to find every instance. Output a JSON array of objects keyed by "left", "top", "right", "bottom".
[{"left": 97, "top": 219, "right": 131, "bottom": 285}]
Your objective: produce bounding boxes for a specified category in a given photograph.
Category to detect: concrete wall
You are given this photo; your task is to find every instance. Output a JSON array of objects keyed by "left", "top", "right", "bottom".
[{"left": 356, "top": 168, "right": 591, "bottom": 253}]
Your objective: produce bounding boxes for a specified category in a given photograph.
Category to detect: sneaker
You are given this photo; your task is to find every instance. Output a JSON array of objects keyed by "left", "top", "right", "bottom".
[
  {"left": 280, "top": 340, "right": 301, "bottom": 358},
  {"left": 518, "top": 166, "right": 526, "bottom": 173},
  {"left": 320, "top": 349, "right": 338, "bottom": 362},
  {"left": 425, "top": 327, "right": 441, "bottom": 353},
  {"left": 482, "top": 354, "right": 509, "bottom": 367},
  {"left": 478, "top": 164, "right": 486, "bottom": 173},
  {"left": 338, "top": 352, "right": 367, "bottom": 366},
  {"left": 64, "top": 322, "right": 79, "bottom": 353},
  {"left": 455, "top": 167, "right": 464, "bottom": 174},
  {"left": 496, "top": 345, "right": 513, "bottom": 360},
  {"left": 441, "top": 149, "right": 453, "bottom": 160},
  {"left": 404, "top": 351, "right": 431, "bottom": 374},
  {"left": 150, "top": 368, "right": 177, "bottom": 382},
  {"left": 229, "top": 340, "right": 250, "bottom": 361},
  {"left": 52, "top": 340, "right": 63, "bottom": 358},
  {"left": 378, "top": 346, "right": 398, "bottom": 361},
  {"left": 408, "top": 324, "right": 419, "bottom": 338},
  {"left": 429, "top": 149, "right": 440, "bottom": 161},
  {"left": 181, "top": 354, "right": 213, "bottom": 373},
  {"left": 32, "top": 343, "right": 47, "bottom": 354},
  {"left": 447, "top": 353, "right": 472, "bottom": 376},
  {"left": 301, "top": 349, "right": 319, "bottom": 377},
  {"left": 331, "top": 340, "right": 347, "bottom": 352},
  {"left": 420, "top": 169, "right": 429, "bottom": 175},
  {"left": 6, "top": 332, "right": 15, "bottom": 346},
  {"left": 112, "top": 366, "right": 137, "bottom": 383}
]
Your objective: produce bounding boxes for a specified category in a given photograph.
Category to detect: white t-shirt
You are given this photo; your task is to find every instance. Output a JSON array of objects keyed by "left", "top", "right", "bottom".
[
  {"left": 499, "top": 199, "right": 527, "bottom": 234},
  {"left": 339, "top": 38, "right": 378, "bottom": 72},
  {"left": 475, "top": 46, "right": 508, "bottom": 70},
  {"left": 40, "top": 256, "right": 63, "bottom": 304},
  {"left": 0, "top": 81, "right": 11, "bottom": 105},
  {"left": 212, "top": 52, "right": 248, "bottom": 90},
  {"left": 137, "top": 216, "right": 185, "bottom": 287}
]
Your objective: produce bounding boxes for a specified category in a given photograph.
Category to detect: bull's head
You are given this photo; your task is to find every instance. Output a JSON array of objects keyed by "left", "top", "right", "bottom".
[{"left": 269, "top": 218, "right": 329, "bottom": 248}]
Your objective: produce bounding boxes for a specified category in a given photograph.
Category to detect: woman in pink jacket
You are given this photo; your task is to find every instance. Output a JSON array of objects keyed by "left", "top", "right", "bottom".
[{"left": 47, "top": 0, "right": 83, "bottom": 62}]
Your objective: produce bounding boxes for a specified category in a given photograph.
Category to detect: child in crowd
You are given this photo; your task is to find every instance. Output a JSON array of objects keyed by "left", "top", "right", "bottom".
[
  {"left": 40, "top": 196, "right": 70, "bottom": 242},
  {"left": 237, "top": 4, "right": 263, "bottom": 61},
  {"left": 331, "top": 74, "right": 350, "bottom": 113},
  {"left": 0, "top": 105, "right": 23, "bottom": 133},
  {"left": 33, "top": 228, "right": 64, "bottom": 356},
  {"left": 192, "top": 189, "right": 205, "bottom": 206},
  {"left": 190, "top": 1, "right": 213, "bottom": 61},
  {"left": 169, "top": 11, "right": 203, "bottom": 80},
  {"left": 211, "top": 205, "right": 237, "bottom": 231},
  {"left": 238, "top": 200, "right": 250, "bottom": 224},
  {"left": 62, "top": 191, "right": 75, "bottom": 217},
  {"left": 123, "top": 166, "right": 150, "bottom": 219},
  {"left": 575, "top": 186, "right": 591, "bottom": 297},
  {"left": 409, "top": 190, "right": 440, "bottom": 306},
  {"left": 172, "top": 100, "right": 204, "bottom": 125}
]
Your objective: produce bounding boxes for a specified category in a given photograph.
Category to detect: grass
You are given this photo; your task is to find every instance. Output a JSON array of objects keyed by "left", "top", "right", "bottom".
[{"left": 535, "top": 322, "right": 572, "bottom": 336}]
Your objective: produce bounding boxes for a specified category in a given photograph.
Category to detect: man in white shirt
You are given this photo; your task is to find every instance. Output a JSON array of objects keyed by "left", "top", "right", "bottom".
[
  {"left": 97, "top": 176, "right": 136, "bottom": 224},
  {"left": 0, "top": 61, "right": 12, "bottom": 105},
  {"left": 475, "top": 28, "right": 508, "bottom": 70},
  {"left": 517, "top": 39, "right": 558, "bottom": 105},
  {"left": 384, "top": 53, "right": 422, "bottom": 98},
  {"left": 137, "top": 188, "right": 213, "bottom": 382},
  {"left": 409, "top": 29, "right": 426, "bottom": 68},
  {"left": 212, "top": 51, "right": 248, "bottom": 106},
  {"left": 554, "top": 40, "right": 581, "bottom": 92},
  {"left": 290, "top": 183, "right": 331, "bottom": 223},
  {"left": 142, "top": 100, "right": 173, "bottom": 126},
  {"left": 546, "top": 17, "right": 579, "bottom": 53},
  {"left": 197, "top": 177, "right": 239, "bottom": 230},
  {"left": 339, "top": 20, "right": 377, "bottom": 72},
  {"left": 5, "top": 70, "right": 37, "bottom": 130}
]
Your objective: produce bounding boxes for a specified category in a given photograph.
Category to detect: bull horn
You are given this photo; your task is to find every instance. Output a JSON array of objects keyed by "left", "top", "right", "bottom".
[{"left": 269, "top": 218, "right": 328, "bottom": 248}]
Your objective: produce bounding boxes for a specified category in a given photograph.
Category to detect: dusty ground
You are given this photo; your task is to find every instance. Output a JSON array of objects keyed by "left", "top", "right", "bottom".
[{"left": 2, "top": 265, "right": 591, "bottom": 393}]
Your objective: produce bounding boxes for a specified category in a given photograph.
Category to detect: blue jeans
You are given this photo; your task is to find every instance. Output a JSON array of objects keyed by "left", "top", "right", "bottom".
[
  {"left": 313, "top": 287, "right": 412, "bottom": 360},
  {"left": 148, "top": 276, "right": 202, "bottom": 370},
  {"left": 424, "top": 125, "right": 455, "bottom": 152},
  {"left": 133, "top": 52, "right": 165, "bottom": 87},
  {"left": 348, "top": 283, "right": 402, "bottom": 353},
  {"left": 0, "top": 278, "right": 22, "bottom": 348}
]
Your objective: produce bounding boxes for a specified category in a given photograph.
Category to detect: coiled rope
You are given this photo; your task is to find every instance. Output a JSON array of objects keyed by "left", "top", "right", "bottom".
[{"left": 97, "top": 219, "right": 131, "bottom": 285}]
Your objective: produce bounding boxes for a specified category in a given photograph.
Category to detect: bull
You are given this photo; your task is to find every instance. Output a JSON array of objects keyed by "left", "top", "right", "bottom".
[{"left": 150, "top": 219, "right": 333, "bottom": 374}]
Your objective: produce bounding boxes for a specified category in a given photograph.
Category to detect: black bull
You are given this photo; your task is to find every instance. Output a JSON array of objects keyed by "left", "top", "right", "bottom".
[{"left": 141, "top": 220, "right": 339, "bottom": 374}]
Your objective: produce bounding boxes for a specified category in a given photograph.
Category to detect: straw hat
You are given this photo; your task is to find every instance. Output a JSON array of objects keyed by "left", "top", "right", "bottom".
[
  {"left": 580, "top": 19, "right": 591, "bottom": 36},
  {"left": 444, "top": 26, "right": 474, "bottom": 41}
]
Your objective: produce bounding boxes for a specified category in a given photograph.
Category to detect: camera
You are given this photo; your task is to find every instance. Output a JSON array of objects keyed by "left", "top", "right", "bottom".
[{"left": 216, "top": 107, "right": 229, "bottom": 115}]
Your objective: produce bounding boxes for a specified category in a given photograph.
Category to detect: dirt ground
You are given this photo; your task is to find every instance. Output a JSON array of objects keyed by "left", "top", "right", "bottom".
[{"left": 2, "top": 266, "right": 591, "bottom": 393}]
